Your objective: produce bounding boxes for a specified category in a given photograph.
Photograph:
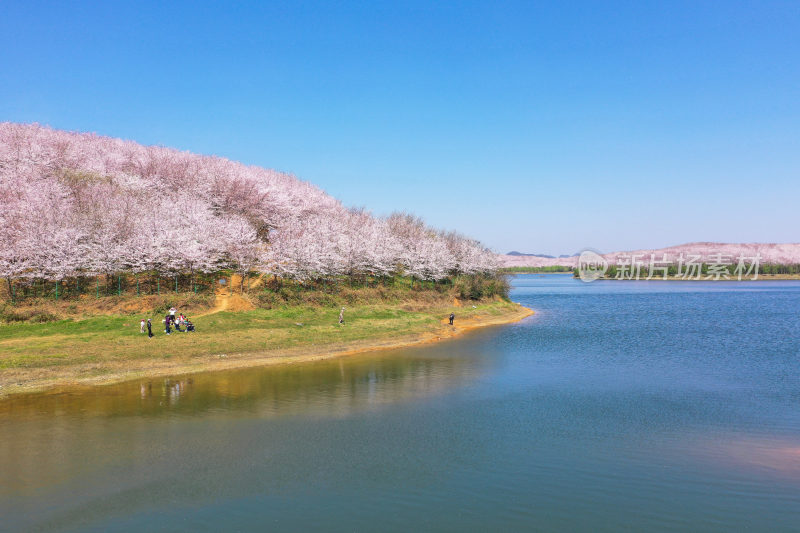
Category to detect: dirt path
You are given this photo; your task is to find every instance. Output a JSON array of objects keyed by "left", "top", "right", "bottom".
[{"left": 199, "top": 274, "right": 264, "bottom": 316}]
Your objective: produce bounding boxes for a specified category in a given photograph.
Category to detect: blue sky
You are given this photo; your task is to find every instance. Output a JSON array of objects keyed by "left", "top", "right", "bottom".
[{"left": 2, "top": 1, "right": 798, "bottom": 255}]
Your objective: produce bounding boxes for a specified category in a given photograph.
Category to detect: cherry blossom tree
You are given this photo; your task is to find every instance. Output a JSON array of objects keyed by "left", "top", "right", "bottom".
[{"left": 0, "top": 122, "right": 500, "bottom": 295}]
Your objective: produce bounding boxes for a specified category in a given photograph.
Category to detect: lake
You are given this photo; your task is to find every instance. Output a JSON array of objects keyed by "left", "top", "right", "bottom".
[{"left": 1, "top": 274, "right": 799, "bottom": 531}]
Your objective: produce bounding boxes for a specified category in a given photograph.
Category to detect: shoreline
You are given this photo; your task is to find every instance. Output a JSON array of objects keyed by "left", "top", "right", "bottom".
[{"left": 0, "top": 303, "right": 534, "bottom": 399}]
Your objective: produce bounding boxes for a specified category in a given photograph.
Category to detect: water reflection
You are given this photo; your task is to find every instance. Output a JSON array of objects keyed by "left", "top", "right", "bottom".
[
  {"left": 0, "top": 345, "right": 492, "bottom": 529},
  {"left": 0, "top": 341, "right": 491, "bottom": 422},
  {"left": 687, "top": 433, "right": 800, "bottom": 479},
  {"left": 3, "top": 276, "right": 800, "bottom": 532}
]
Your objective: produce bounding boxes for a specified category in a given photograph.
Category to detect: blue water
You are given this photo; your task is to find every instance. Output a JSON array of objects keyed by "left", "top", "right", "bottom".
[{"left": 2, "top": 275, "right": 799, "bottom": 531}]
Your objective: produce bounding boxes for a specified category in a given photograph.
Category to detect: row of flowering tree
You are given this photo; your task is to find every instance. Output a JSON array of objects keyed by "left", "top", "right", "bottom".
[{"left": 0, "top": 123, "right": 498, "bottom": 298}]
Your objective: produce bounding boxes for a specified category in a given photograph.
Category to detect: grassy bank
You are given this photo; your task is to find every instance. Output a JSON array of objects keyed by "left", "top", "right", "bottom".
[{"left": 0, "top": 286, "right": 531, "bottom": 397}]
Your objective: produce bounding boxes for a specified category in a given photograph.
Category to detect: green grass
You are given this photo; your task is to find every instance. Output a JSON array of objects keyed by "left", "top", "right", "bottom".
[{"left": 0, "top": 300, "right": 519, "bottom": 372}]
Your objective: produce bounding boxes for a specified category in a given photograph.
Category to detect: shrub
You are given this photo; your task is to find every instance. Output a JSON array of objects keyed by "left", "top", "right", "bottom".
[
  {"left": 453, "top": 273, "right": 510, "bottom": 300},
  {"left": 29, "top": 311, "right": 61, "bottom": 323},
  {"left": 0, "top": 307, "right": 61, "bottom": 323}
]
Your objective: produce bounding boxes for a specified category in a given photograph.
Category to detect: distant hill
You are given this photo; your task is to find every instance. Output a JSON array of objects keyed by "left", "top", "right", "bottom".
[
  {"left": 507, "top": 251, "right": 555, "bottom": 258},
  {"left": 506, "top": 251, "right": 578, "bottom": 259},
  {"left": 499, "top": 243, "right": 800, "bottom": 268}
]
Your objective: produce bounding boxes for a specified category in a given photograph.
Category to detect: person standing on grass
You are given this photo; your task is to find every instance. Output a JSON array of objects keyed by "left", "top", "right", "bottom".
[
  {"left": 147, "top": 318, "right": 153, "bottom": 338},
  {"left": 339, "top": 307, "right": 345, "bottom": 324},
  {"left": 169, "top": 307, "right": 177, "bottom": 322},
  {"left": 165, "top": 313, "right": 172, "bottom": 335},
  {"left": 140, "top": 319, "right": 146, "bottom": 333},
  {"left": 449, "top": 312, "right": 455, "bottom": 325}
]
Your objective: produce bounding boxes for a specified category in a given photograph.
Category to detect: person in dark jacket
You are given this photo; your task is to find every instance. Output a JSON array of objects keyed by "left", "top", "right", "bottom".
[
  {"left": 449, "top": 313, "right": 455, "bottom": 325},
  {"left": 165, "top": 313, "right": 171, "bottom": 335},
  {"left": 147, "top": 318, "right": 153, "bottom": 338}
]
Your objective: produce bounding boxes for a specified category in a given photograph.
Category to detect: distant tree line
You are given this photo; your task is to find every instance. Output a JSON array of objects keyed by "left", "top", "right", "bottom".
[{"left": 502, "top": 266, "right": 573, "bottom": 273}]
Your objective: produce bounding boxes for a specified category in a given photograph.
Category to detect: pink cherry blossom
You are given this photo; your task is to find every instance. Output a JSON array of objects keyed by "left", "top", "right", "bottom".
[{"left": 0, "top": 123, "right": 499, "bottom": 287}]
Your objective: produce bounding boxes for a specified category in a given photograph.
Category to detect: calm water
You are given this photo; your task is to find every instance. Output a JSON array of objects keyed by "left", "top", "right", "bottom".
[{"left": 2, "top": 275, "right": 799, "bottom": 532}]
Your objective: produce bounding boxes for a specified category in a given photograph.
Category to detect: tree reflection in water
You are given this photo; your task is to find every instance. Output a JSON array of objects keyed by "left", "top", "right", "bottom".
[{"left": 0, "top": 341, "right": 492, "bottom": 421}]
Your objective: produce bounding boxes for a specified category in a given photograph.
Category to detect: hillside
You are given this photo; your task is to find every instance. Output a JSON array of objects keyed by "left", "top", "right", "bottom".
[{"left": 0, "top": 123, "right": 497, "bottom": 291}]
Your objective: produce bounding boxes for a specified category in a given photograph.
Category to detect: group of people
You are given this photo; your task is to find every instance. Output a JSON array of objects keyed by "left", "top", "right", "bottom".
[
  {"left": 165, "top": 307, "right": 194, "bottom": 334},
  {"left": 138, "top": 306, "right": 450, "bottom": 338},
  {"left": 140, "top": 318, "right": 154, "bottom": 337},
  {"left": 139, "top": 307, "right": 195, "bottom": 338}
]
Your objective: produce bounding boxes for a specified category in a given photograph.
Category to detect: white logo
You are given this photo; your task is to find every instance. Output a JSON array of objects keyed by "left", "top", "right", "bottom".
[{"left": 577, "top": 249, "right": 607, "bottom": 282}]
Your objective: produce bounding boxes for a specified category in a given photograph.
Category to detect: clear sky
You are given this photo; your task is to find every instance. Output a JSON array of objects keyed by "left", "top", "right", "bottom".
[{"left": 2, "top": 1, "right": 799, "bottom": 255}]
